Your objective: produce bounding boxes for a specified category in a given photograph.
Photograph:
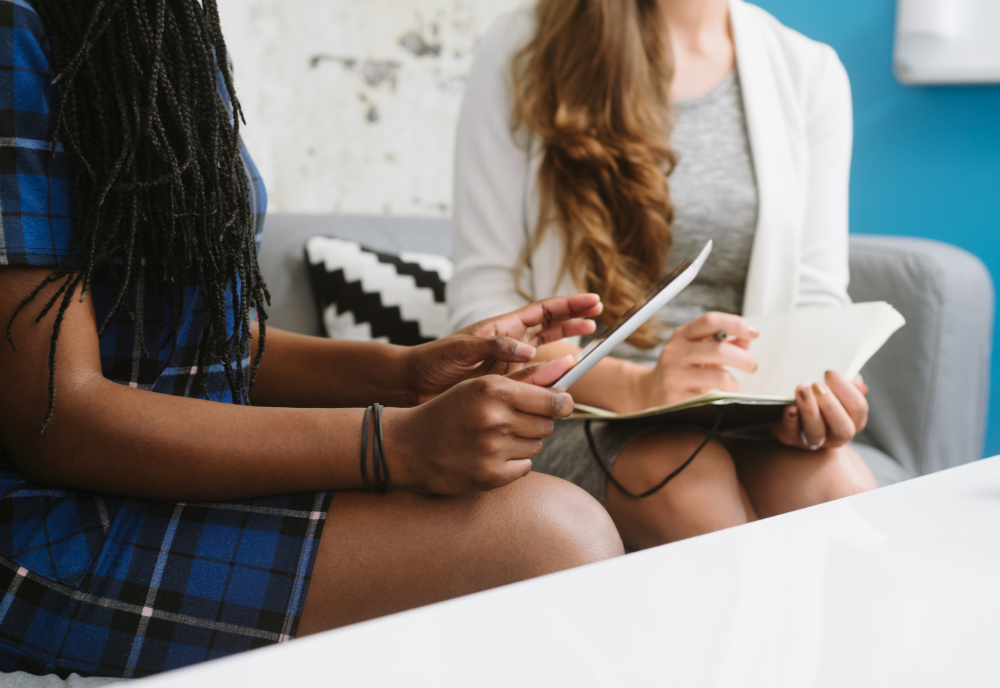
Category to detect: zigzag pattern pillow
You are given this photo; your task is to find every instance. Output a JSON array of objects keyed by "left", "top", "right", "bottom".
[{"left": 304, "top": 236, "right": 453, "bottom": 345}]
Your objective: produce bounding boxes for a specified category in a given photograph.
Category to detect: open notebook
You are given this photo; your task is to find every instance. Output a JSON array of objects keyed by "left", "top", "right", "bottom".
[{"left": 570, "top": 301, "right": 906, "bottom": 426}]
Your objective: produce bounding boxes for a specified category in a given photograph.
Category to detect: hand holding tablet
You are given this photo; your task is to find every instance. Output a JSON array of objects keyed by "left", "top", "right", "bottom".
[{"left": 550, "top": 241, "right": 713, "bottom": 391}]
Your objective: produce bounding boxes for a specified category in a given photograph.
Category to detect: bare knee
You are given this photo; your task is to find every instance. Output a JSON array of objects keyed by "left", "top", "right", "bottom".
[
  {"left": 607, "top": 432, "right": 752, "bottom": 548},
  {"left": 298, "top": 478, "right": 620, "bottom": 635},
  {"left": 494, "top": 473, "right": 623, "bottom": 573},
  {"left": 738, "top": 442, "right": 878, "bottom": 518},
  {"left": 809, "top": 445, "right": 878, "bottom": 502}
]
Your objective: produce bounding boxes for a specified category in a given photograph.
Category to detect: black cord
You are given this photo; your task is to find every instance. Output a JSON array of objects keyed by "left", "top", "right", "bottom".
[
  {"left": 585, "top": 405, "right": 725, "bottom": 499},
  {"left": 360, "top": 403, "right": 391, "bottom": 493}
]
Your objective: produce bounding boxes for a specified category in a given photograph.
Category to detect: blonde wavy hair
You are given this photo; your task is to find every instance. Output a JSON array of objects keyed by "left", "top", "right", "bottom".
[{"left": 512, "top": 0, "right": 677, "bottom": 348}]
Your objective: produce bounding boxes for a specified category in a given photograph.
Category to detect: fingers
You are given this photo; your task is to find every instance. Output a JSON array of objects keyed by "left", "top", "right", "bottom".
[
  {"left": 508, "top": 416, "right": 557, "bottom": 441},
  {"left": 473, "top": 369, "right": 575, "bottom": 419},
  {"left": 510, "top": 383, "right": 574, "bottom": 419},
  {"left": 812, "top": 381, "right": 861, "bottom": 446},
  {"left": 522, "top": 294, "right": 604, "bottom": 326},
  {"left": 681, "top": 312, "right": 759, "bottom": 344},
  {"left": 507, "top": 354, "right": 576, "bottom": 389},
  {"left": 530, "top": 317, "right": 597, "bottom": 345},
  {"left": 769, "top": 404, "right": 803, "bottom": 447},
  {"left": 823, "top": 370, "right": 869, "bottom": 435},
  {"left": 510, "top": 295, "right": 602, "bottom": 346},
  {"left": 779, "top": 376, "right": 866, "bottom": 452},
  {"left": 852, "top": 373, "right": 869, "bottom": 397},
  {"left": 469, "top": 294, "right": 602, "bottom": 336},
  {"left": 671, "top": 338, "right": 757, "bottom": 373},
  {"left": 499, "top": 458, "right": 533, "bottom": 483},
  {"left": 685, "top": 366, "right": 740, "bottom": 394},
  {"left": 796, "top": 384, "right": 826, "bottom": 447},
  {"left": 466, "top": 335, "right": 536, "bottom": 363}
]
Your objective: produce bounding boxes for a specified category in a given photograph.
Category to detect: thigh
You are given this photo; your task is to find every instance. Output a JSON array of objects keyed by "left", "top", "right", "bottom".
[
  {"left": 297, "top": 472, "right": 622, "bottom": 635},
  {"left": 531, "top": 419, "right": 649, "bottom": 505},
  {"left": 605, "top": 429, "right": 755, "bottom": 550},
  {"left": 729, "top": 440, "right": 877, "bottom": 519}
]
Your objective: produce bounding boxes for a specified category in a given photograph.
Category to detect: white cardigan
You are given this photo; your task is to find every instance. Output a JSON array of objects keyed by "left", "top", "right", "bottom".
[{"left": 448, "top": 0, "right": 853, "bottom": 332}]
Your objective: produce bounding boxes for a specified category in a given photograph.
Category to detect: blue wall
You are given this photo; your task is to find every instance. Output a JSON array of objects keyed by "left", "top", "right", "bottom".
[{"left": 755, "top": 0, "right": 1000, "bottom": 458}]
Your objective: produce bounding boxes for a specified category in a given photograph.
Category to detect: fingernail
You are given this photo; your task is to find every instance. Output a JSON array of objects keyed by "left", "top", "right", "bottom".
[
  {"left": 799, "top": 386, "right": 810, "bottom": 401},
  {"left": 825, "top": 370, "right": 834, "bottom": 379},
  {"left": 813, "top": 382, "right": 828, "bottom": 396},
  {"left": 788, "top": 406, "right": 798, "bottom": 417},
  {"left": 514, "top": 343, "right": 536, "bottom": 359},
  {"left": 749, "top": 325, "right": 760, "bottom": 338},
  {"left": 753, "top": 362, "right": 759, "bottom": 372}
]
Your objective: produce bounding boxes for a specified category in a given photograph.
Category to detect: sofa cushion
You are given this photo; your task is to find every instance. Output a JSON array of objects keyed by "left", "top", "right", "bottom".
[
  {"left": 304, "top": 236, "right": 453, "bottom": 345},
  {"left": 849, "top": 235, "right": 994, "bottom": 475}
]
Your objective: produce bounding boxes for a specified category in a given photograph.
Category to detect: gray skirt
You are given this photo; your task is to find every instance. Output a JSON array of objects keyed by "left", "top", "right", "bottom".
[
  {"left": 533, "top": 419, "right": 685, "bottom": 505},
  {"left": 535, "top": 420, "right": 904, "bottom": 504}
]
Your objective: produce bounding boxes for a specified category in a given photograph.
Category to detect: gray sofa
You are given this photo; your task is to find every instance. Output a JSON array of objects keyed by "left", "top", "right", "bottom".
[
  {"left": 3, "top": 215, "right": 992, "bottom": 687},
  {"left": 258, "top": 213, "right": 995, "bottom": 485}
]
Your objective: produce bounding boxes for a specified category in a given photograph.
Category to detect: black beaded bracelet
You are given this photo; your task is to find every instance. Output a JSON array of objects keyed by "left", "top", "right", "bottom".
[{"left": 360, "top": 403, "right": 391, "bottom": 493}]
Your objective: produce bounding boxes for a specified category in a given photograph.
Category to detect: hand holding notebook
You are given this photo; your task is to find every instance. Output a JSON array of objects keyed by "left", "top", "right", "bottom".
[{"left": 571, "top": 301, "right": 906, "bottom": 424}]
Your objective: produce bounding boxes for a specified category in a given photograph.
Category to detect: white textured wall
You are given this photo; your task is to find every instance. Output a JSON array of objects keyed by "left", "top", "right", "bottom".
[{"left": 217, "top": 0, "right": 525, "bottom": 217}]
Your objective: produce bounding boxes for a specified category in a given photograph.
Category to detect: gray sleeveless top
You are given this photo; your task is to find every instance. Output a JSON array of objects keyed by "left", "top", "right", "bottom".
[{"left": 610, "top": 69, "right": 759, "bottom": 365}]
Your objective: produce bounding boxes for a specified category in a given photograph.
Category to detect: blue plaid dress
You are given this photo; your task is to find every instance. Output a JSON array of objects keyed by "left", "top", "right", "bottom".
[{"left": 0, "top": 0, "right": 332, "bottom": 678}]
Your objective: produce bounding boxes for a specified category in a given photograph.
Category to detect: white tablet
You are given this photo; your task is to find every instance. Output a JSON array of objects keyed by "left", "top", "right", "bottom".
[{"left": 550, "top": 240, "right": 713, "bottom": 391}]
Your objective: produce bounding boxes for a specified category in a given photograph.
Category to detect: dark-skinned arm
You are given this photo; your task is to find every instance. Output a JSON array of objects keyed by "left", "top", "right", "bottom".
[
  {"left": 248, "top": 328, "right": 417, "bottom": 408},
  {"left": 0, "top": 266, "right": 599, "bottom": 502},
  {"left": 249, "top": 320, "right": 560, "bottom": 409}
]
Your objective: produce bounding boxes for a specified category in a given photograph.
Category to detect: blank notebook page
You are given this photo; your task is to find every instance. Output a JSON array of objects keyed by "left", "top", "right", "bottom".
[{"left": 730, "top": 302, "right": 905, "bottom": 397}]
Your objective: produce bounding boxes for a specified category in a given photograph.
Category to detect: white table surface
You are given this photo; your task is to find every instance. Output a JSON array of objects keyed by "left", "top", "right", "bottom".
[{"left": 141, "top": 457, "right": 1000, "bottom": 688}]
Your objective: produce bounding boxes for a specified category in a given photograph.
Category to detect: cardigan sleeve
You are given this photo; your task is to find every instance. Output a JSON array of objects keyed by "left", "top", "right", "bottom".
[
  {"left": 448, "top": 12, "right": 536, "bottom": 332},
  {"left": 796, "top": 44, "right": 853, "bottom": 309}
]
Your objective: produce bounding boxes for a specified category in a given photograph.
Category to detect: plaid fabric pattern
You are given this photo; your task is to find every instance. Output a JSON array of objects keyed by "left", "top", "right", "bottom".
[
  {"left": 0, "top": 476, "right": 332, "bottom": 678},
  {"left": 0, "top": 2, "right": 332, "bottom": 678},
  {"left": 0, "top": 0, "right": 268, "bottom": 402}
]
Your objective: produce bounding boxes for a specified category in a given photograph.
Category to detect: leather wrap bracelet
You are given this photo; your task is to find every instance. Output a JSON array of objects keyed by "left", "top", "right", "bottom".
[{"left": 361, "top": 403, "right": 392, "bottom": 493}]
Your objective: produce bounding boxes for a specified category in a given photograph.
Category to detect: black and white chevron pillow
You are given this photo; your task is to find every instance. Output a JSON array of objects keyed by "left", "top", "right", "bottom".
[{"left": 304, "top": 236, "right": 453, "bottom": 346}]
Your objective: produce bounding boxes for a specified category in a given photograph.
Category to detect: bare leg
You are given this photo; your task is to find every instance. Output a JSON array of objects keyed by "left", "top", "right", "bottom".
[
  {"left": 604, "top": 430, "right": 756, "bottom": 550},
  {"left": 297, "top": 472, "right": 623, "bottom": 635},
  {"left": 730, "top": 441, "right": 877, "bottom": 519}
]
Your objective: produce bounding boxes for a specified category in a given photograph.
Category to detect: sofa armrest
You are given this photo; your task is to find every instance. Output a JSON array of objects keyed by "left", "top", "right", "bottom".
[{"left": 848, "top": 235, "right": 994, "bottom": 477}]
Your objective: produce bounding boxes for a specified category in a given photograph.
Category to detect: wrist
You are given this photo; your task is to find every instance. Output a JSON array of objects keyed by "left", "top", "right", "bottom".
[
  {"left": 611, "top": 360, "right": 654, "bottom": 414},
  {"left": 389, "top": 344, "right": 421, "bottom": 407},
  {"left": 381, "top": 406, "right": 422, "bottom": 490}
]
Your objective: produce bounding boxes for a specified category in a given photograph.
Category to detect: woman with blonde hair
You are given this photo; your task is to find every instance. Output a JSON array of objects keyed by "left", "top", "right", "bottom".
[{"left": 449, "top": 0, "right": 881, "bottom": 549}]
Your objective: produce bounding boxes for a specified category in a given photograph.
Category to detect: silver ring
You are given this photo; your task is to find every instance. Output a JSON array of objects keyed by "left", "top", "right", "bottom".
[{"left": 800, "top": 430, "right": 826, "bottom": 452}]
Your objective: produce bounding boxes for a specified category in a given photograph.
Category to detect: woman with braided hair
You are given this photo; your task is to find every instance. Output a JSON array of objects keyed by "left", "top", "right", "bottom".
[{"left": 0, "top": 0, "right": 622, "bottom": 678}]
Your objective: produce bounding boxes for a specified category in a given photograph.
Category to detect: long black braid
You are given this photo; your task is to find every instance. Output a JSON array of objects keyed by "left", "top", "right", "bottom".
[{"left": 6, "top": 0, "right": 269, "bottom": 432}]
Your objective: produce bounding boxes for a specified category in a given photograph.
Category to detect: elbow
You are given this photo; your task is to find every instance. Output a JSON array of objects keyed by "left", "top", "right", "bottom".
[
  {"left": 0, "top": 375, "right": 108, "bottom": 489},
  {"left": 1, "top": 441, "right": 64, "bottom": 487}
]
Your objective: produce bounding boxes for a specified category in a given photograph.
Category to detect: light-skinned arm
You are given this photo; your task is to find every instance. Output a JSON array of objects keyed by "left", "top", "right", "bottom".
[
  {"left": 538, "top": 309, "right": 868, "bottom": 452},
  {"left": 537, "top": 312, "right": 759, "bottom": 414}
]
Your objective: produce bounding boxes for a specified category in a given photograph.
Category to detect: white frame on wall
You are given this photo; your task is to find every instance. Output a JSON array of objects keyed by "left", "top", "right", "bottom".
[{"left": 894, "top": 0, "right": 1000, "bottom": 85}]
